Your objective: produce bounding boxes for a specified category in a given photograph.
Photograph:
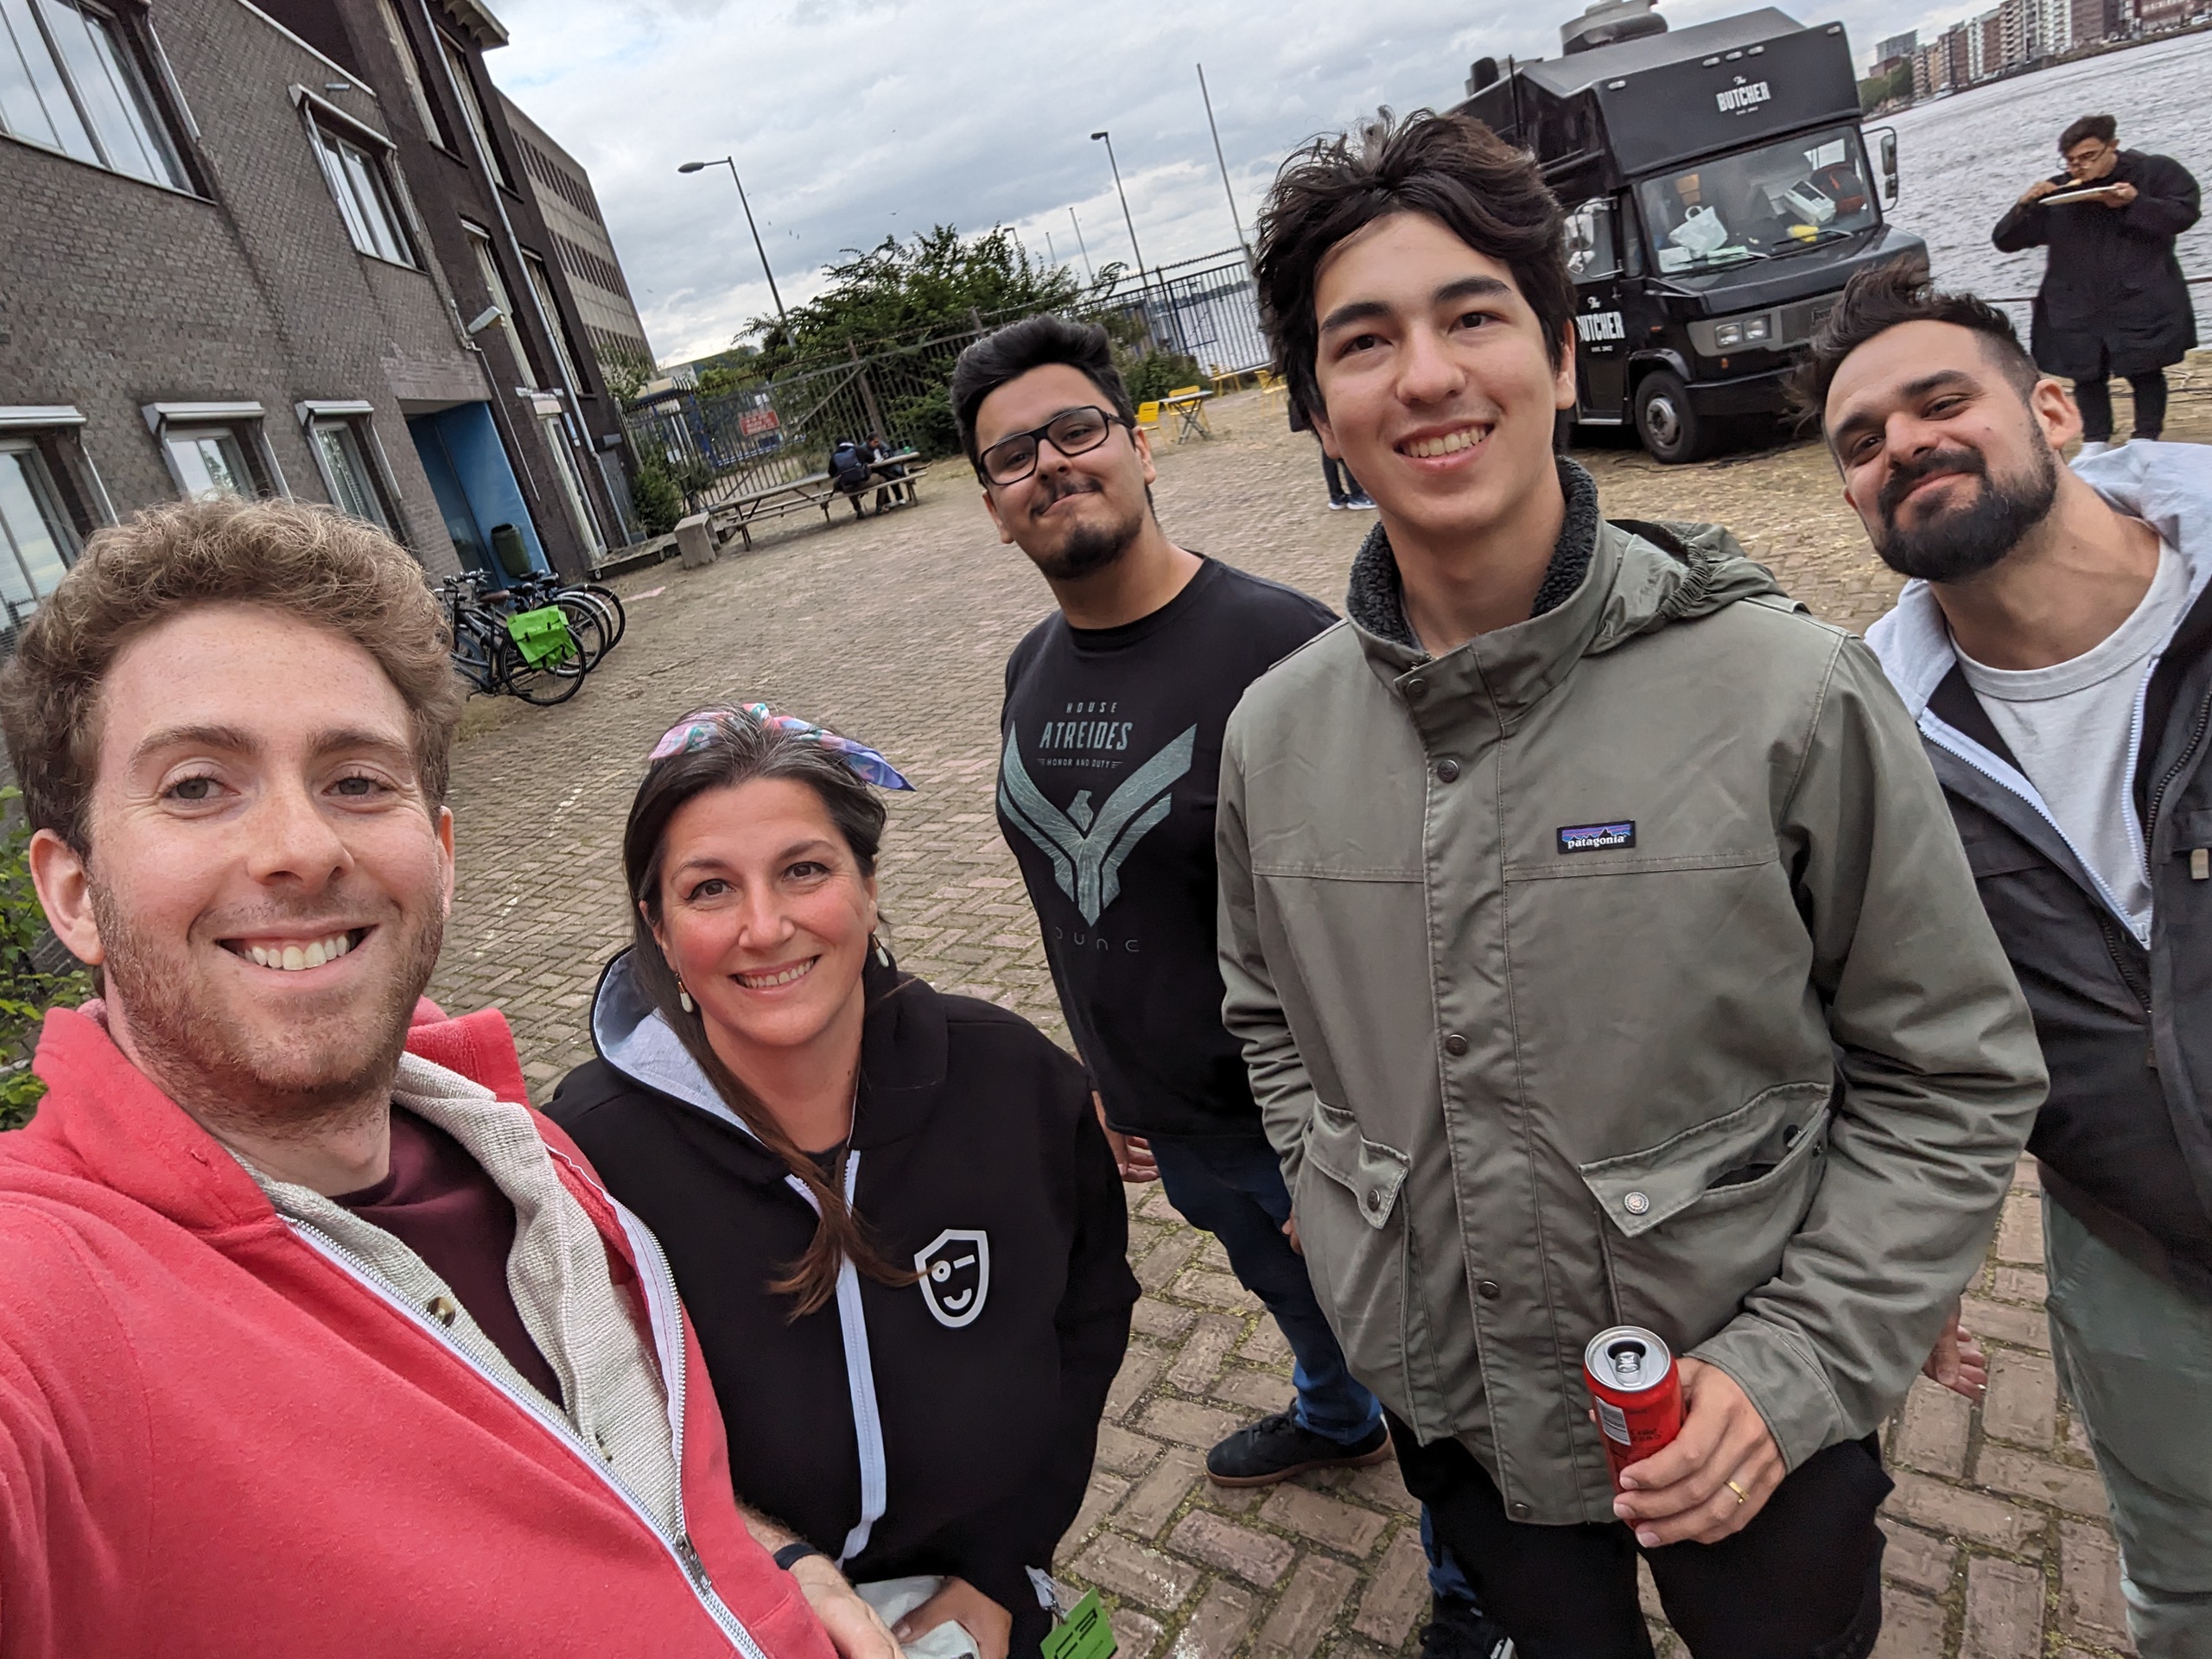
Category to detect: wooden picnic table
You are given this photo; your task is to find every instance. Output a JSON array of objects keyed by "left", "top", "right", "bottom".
[
  {"left": 1160, "top": 389, "right": 1215, "bottom": 442},
  {"left": 707, "top": 453, "right": 931, "bottom": 551}
]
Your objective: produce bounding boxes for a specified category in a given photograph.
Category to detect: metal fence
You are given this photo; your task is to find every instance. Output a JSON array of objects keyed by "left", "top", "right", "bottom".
[{"left": 623, "top": 246, "right": 1269, "bottom": 513}]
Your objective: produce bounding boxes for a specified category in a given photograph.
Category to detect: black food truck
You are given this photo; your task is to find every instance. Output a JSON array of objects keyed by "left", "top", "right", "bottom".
[{"left": 1457, "top": 0, "right": 1927, "bottom": 461}]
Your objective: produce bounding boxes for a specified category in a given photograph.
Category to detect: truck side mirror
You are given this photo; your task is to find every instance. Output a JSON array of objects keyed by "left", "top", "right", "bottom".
[{"left": 1877, "top": 130, "right": 1899, "bottom": 207}]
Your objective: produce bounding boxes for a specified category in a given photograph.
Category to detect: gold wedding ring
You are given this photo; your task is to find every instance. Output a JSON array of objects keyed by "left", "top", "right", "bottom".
[{"left": 1726, "top": 1479, "right": 1749, "bottom": 1506}]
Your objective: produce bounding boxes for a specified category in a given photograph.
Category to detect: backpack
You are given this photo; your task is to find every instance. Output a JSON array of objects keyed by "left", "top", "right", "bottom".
[{"left": 831, "top": 447, "right": 869, "bottom": 489}]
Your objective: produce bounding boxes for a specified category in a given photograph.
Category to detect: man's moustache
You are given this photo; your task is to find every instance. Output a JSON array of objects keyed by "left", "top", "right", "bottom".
[
  {"left": 1032, "top": 475, "right": 1101, "bottom": 516},
  {"left": 1879, "top": 448, "right": 1986, "bottom": 521}
]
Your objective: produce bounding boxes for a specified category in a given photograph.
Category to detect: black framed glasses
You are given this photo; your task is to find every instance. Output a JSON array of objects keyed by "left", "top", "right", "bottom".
[{"left": 976, "top": 405, "right": 1128, "bottom": 486}]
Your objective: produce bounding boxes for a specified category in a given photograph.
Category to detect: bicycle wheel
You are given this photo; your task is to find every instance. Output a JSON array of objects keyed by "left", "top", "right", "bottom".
[
  {"left": 551, "top": 595, "right": 608, "bottom": 671},
  {"left": 579, "top": 582, "right": 626, "bottom": 649},
  {"left": 498, "top": 632, "right": 588, "bottom": 705}
]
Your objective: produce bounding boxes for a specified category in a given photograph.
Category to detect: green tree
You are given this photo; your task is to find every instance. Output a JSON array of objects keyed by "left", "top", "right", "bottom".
[{"left": 745, "top": 225, "right": 1084, "bottom": 372}]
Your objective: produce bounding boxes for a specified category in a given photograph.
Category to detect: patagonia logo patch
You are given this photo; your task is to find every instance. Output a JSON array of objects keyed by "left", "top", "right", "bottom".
[{"left": 1558, "top": 820, "right": 1636, "bottom": 854}]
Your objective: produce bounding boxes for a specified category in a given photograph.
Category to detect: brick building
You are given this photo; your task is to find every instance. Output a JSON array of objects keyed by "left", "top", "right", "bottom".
[
  {"left": 501, "top": 95, "right": 656, "bottom": 394},
  {"left": 252, "top": 0, "right": 640, "bottom": 568},
  {"left": 0, "top": 0, "right": 497, "bottom": 645}
]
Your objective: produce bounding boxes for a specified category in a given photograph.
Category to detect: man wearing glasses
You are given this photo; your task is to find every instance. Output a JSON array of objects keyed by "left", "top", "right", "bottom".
[
  {"left": 951, "top": 319, "right": 1508, "bottom": 1658},
  {"left": 1993, "top": 112, "right": 2200, "bottom": 458},
  {"left": 947, "top": 315, "right": 1394, "bottom": 1473}
]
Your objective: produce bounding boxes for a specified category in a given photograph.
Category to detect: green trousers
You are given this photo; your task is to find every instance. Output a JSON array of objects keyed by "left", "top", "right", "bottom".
[{"left": 2045, "top": 1193, "right": 2212, "bottom": 1658}]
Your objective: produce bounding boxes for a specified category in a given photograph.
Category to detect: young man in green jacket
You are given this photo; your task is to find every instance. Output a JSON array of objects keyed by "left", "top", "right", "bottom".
[{"left": 1217, "top": 111, "right": 2048, "bottom": 1657}]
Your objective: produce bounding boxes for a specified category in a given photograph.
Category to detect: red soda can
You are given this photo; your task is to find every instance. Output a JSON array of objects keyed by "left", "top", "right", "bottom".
[{"left": 1584, "top": 1325, "right": 1684, "bottom": 1491}]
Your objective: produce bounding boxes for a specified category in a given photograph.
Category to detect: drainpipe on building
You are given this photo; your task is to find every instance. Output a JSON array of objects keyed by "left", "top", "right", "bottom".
[{"left": 414, "top": 0, "right": 607, "bottom": 561}]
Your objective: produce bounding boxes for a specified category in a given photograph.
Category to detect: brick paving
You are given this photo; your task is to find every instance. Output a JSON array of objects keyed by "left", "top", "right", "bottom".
[{"left": 432, "top": 385, "right": 2212, "bottom": 1659}]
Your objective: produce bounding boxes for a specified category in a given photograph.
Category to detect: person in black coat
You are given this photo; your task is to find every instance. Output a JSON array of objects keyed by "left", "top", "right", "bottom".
[
  {"left": 549, "top": 706, "right": 1137, "bottom": 1659},
  {"left": 1993, "top": 112, "right": 2201, "bottom": 454}
]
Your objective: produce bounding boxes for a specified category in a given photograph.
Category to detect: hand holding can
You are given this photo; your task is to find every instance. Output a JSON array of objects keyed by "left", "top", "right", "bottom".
[{"left": 1585, "top": 1325, "right": 1684, "bottom": 1491}]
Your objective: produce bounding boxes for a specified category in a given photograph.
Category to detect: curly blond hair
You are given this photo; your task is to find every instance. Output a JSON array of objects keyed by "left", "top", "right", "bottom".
[{"left": 0, "top": 498, "right": 464, "bottom": 852}]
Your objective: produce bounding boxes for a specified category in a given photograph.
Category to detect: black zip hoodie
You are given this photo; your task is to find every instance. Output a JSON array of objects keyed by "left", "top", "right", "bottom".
[{"left": 548, "top": 950, "right": 1138, "bottom": 1637}]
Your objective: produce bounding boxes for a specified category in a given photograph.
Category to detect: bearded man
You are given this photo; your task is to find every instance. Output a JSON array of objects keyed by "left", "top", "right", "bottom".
[
  {"left": 0, "top": 499, "right": 875, "bottom": 1659},
  {"left": 1811, "top": 260, "right": 2212, "bottom": 1658}
]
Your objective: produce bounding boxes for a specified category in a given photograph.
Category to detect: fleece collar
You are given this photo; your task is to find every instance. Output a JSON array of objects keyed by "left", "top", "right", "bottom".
[
  {"left": 589, "top": 949, "right": 948, "bottom": 1171},
  {"left": 1865, "top": 441, "right": 2212, "bottom": 716},
  {"left": 1346, "top": 455, "right": 1604, "bottom": 647}
]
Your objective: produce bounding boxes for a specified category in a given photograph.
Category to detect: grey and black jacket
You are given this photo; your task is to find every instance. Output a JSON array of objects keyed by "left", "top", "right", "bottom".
[
  {"left": 1866, "top": 441, "right": 2212, "bottom": 1300},
  {"left": 1218, "top": 459, "right": 2044, "bottom": 1524}
]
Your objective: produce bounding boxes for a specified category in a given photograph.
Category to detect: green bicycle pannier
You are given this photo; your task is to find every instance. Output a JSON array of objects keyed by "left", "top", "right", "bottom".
[{"left": 505, "top": 605, "right": 575, "bottom": 668}]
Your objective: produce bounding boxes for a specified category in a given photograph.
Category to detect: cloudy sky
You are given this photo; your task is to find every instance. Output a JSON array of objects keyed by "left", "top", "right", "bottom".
[{"left": 484, "top": 0, "right": 1956, "bottom": 365}]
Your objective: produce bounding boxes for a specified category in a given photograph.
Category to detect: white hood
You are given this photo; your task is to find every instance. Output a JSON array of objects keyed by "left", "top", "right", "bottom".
[{"left": 1865, "top": 441, "right": 2212, "bottom": 715}]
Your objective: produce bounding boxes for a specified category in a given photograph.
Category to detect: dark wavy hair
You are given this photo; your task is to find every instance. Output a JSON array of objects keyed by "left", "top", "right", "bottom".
[
  {"left": 622, "top": 709, "right": 914, "bottom": 1318},
  {"left": 1255, "top": 109, "right": 1573, "bottom": 421},
  {"left": 1791, "top": 256, "right": 2039, "bottom": 429},
  {"left": 950, "top": 315, "right": 1135, "bottom": 475}
]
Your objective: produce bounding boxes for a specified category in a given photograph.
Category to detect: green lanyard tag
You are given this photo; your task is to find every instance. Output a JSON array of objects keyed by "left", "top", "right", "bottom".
[{"left": 1041, "top": 1590, "right": 1116, "bottom": 1659}]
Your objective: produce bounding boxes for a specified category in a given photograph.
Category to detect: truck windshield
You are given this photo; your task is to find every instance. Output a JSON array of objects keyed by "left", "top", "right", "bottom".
[{"left": 1639, "top": 127, "right": 1878, "bottom": 272}]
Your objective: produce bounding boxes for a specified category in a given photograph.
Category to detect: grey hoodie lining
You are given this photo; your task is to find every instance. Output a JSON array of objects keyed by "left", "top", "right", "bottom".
[{"left": 1345, "top": 455, "right": 1603, "bottom": 649}]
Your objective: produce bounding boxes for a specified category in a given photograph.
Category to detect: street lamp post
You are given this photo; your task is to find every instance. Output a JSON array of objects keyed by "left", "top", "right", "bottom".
[
  {"left": 1196, "top": 64, "right": 1253, "bottom": 267},
  {"left": 1068, "top": 207, "right": 1095, "bottom": 284},
  {"left": 1090, "top": 130, "right": 1150, "bottom": 293},
  {"left": 678, "top": 156, "right": 788, "bottom": 332}
]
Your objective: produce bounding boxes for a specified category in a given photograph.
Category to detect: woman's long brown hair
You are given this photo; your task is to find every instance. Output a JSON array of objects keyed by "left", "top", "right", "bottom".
[{"left": 624, "top": 710, "right": 917, "bottom": 1318}]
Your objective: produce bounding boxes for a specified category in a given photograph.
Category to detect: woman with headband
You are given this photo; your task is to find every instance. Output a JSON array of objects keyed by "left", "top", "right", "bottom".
[{"left": 549, "top": 706, "right": 1138, "bottom": 1659}]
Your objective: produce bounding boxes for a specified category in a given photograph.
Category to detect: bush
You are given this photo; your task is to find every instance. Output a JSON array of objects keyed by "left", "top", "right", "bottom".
[
  {"left": 0, "top": 790, "right": 89, "bottom": 1131},
  {"left": 631, "top": 462, "right": 685, "bottom": 537},
  {"left": 1121, "top": 349, "right": 1204, "bottom": 406}
]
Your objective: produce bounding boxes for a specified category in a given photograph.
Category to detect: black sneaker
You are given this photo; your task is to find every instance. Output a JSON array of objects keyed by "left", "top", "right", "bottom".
[
  {"left": 1205, "top": 1411, "right": 1391, "bottom": 1486},
  {"left": 1419, "top": 1594, "right": 1516, "bottom": 1659}
]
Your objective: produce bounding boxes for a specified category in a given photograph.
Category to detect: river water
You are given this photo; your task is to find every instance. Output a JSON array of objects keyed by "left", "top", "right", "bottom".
[{"left": 1885, "top": 30, "right": 2212, "bottom": 340}]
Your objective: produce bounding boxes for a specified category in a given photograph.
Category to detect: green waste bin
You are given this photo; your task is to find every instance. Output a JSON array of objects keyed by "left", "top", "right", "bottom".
[{"left": 490, "top": 523, "right": 533, "bottom": 581}]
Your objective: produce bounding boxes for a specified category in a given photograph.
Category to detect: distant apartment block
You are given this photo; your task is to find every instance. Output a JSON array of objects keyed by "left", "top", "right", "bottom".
[
  {"left": 1904, "top": 0, "right": 2183, "bottom": 96},
  {"left": 501, "top": 96, "right": 657, "bottom": 390}
]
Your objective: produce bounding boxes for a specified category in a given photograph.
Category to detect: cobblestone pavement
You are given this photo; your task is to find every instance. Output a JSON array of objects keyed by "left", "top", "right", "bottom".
[{"left": 434, "top": 386, "right": 2212, "bottom": 1659}]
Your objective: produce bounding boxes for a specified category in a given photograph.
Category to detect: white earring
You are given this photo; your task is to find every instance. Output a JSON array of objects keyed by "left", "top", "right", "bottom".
[
  {"left": 677, "top": 982, "right": 695, "bottom": 1014},
  {"left": 873, "top": 935, "right": 891, "bottom": 967}
]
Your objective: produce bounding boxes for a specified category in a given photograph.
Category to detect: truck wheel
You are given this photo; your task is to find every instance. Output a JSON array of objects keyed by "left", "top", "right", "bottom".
[{"left": 1634, "top": 372, "right": 1712, "bottom": 464}]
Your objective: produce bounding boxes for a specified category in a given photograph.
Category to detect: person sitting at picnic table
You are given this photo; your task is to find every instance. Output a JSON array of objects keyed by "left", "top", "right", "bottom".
[
  {"left": 830, "top": 438, "right": 873, "bottom": 519},
  {"left": 550, "top": 705, "right": 1139, "bottom": 1659},
  {"left": 868, "top": 434, "right": 911, "bottom": 512}
]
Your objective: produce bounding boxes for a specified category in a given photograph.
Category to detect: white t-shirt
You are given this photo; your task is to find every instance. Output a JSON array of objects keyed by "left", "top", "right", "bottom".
[{"left": 1956, "top": 540, "right": 2191, "bottom": 940}]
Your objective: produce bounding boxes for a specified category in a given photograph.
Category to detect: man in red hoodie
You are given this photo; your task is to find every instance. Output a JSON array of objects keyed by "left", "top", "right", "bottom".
[{"left": 0, "top": 498, "right": 877, "bottom": 1658}]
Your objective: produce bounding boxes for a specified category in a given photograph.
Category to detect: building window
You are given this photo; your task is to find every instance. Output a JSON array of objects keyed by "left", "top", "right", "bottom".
[
  {"left": 309, "top": 118, "right": 413, "bottom": 265},
  {"left": 0, "top": 0, "right": 185, "bottom": 188},
  {"left": 300, "top": 404, "right": 397, "bottom": 534},
  {"left": 465, "top": 221, "right": 542, "bottom": 386},
  {"left": 437, "top": 30, "right": 512, "bottom": 190},
  {"left": 372, "top": 0, "right": 453, "bottom": 149},
  {"left": 164, "top": 427, "right": 254, "bottom": 497},
  {"left": 144, "top": 404, "right": 281, "bottom": 500},
  {"left": 522, "top": 250, "right": 585, "bottom": 393},
  {"left": 0, "top": 437, "right": 78, "bottom": 646}
]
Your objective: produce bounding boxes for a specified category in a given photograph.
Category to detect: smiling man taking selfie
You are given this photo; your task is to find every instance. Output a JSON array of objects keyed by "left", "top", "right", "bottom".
[
  {"left": 1217, "top": 110, "right": 2047, "bottom": 1658},
  {"left": 0, "top": 499, "right": 864, "bottom": 1659}
]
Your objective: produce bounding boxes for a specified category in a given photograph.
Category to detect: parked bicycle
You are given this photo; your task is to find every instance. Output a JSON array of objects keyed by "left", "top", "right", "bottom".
[{"left": 440, "top": 571, "right": 589, "bottom": 706}]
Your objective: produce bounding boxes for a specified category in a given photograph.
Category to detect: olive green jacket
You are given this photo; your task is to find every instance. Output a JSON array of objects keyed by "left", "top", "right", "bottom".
[{"left": 1217, "top": 513, "right": 2045, "bottom": 1525}]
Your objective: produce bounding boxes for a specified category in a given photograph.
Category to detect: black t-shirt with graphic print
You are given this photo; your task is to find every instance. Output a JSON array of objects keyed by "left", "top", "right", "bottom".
[{"left": 999, "top": 556, "right": 1336, "bottom": 1140}]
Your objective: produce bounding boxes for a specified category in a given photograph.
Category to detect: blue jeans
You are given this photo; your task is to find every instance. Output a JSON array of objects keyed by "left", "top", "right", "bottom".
[
  {"left": 1147, "top": 1130, "right": 1382, "bottom": 1444},
  {"left": 1148, "top": 1131, "right": 1477, "bottom": 1608}
]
